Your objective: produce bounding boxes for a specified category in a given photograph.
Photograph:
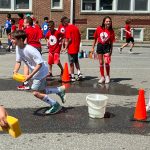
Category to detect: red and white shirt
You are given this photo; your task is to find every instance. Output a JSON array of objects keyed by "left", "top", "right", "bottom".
[
  {"left": 58, "top": 24, "right": 66, "bottom": 37},
  {"left": 45, "top": 29, "right": 63, "bottom": 53},
  {"left": 94, "top": 26, "right": 115, "bottom": 44}
]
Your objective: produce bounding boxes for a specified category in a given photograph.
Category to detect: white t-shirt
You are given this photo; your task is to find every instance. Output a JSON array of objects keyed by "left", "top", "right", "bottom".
[{"left": 16, "top": 44, "right": 48, "bottom": 80}]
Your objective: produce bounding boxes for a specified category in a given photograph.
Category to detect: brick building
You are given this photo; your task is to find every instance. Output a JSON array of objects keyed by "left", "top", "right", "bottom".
[{"left": 0, "top": 0, "right": 150, "bottom": 41}]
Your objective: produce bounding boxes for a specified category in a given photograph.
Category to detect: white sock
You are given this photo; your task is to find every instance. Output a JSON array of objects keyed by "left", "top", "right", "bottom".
[
  {"left": 71, "top": 74, "right": 75, "bottom": 78},
  {"left": 77, "top": 70, "right": 81, "bottom": 75},
  {"left": 42, "top": 95, "right": 56, "bottom": 106},
  {"left": 45, "top": 87, "right": 59, "bottom": 94},
  {"left": 24, "top": 81, "right": 29, "bottom": 85}
]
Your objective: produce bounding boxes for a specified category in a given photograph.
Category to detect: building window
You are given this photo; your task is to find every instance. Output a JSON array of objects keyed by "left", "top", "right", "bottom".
[
  {"left": 121, "top": 28, "right": 144, "bottom": 41},
  {"left": 81, "top": 0, "right": 150, "bottom": 13},
  {"left": 82, "top": 0, "right": 96, "bottom": 11},
  {"left": 99, "top": 0, "right": 113, "bottom": 10},
  {"left": 117, "top": 0, "right": 131, "bottom": 10},
  {"left": 0, "top": 0, "right": 32, "bottom": 11},
  {"left": 51, "top": 0, "right": 63, "bottom": 9},
  {"left": 0, "top": 0, "right": 11, "bottom": 9},
  {"left": 86, "top": 28, "right": 96, "bottom": 40},
  {"left": 134, "top": 0, "right": 148, "bottom": 11},
  {"left": 15, "top": 0, "right": 29, "bottom": 9}
]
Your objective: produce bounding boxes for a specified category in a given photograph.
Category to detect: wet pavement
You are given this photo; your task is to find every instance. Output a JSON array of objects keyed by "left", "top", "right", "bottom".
[{"left": 0, "top": 46, "right": 150, "bottom": 149}]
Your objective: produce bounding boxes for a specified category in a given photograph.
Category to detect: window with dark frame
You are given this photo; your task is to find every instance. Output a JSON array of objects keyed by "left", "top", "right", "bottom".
[
  {"left": 82, "top": 0, "right": 96, "bottom": 11},
  {"left": 0, "top": 0, "right": 11, "bottom": 9},
  {"left": 52, "top": 0, "right": 61, "bottom": 8},
  {"left": 15, "top": 0, "right": 29, "bottom": 9},
  {"left": 99, "top": 0, "right": 113, "bottom": 10},
  {"left": 117, "top": 0, "right": 131, "bottom": 10},
  {"left": 135, "top": 0, "right": 148, "bottom": 11}
]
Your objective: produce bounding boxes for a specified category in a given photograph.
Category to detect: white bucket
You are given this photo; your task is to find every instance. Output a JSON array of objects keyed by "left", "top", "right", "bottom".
[{"left": 86, "top": 94, "right": 108, "bottom": 119}]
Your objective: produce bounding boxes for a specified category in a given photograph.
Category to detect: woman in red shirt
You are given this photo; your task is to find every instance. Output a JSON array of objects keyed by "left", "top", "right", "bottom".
[{"left": 91, "top": 16, "right": 115, "bottom": 84}]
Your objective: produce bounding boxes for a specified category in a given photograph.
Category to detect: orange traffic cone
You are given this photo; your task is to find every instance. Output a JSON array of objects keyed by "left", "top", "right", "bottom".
[
  {"left": 62, "top": 62, "right": 70, "bottom": 82},
  {"left": 134, "top": 89, "right": 147, "bottom": 121}
]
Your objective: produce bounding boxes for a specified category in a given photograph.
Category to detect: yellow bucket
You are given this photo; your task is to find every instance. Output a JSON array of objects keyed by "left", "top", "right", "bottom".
[{"left": 13, "top": 73, "right": 26, "bottom": 82}]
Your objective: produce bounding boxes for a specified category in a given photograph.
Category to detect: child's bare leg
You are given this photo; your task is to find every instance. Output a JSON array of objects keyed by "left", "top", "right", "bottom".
[
  {"left": 49, "top": 64, "right": 52, "bottom": 74},
  {"left": 121, "top": 43, "right": 128, "bottom": 49},
  {"left": 57, "top": 62, "right": 63, "bottom": 75},
  {"left": 24, "top": 64, "right": 29, "bottom": 76},
  {"left": 130, "top": 42, "right": 134, "bottom": 49}
]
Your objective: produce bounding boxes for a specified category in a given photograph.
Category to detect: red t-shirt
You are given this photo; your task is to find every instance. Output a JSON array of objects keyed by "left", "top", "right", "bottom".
[
  {"left": 24, "top": 26, "right": 41, "bottom": 48},
  {"left": 45, "top": 29, "right": 62, "bottom": 53},
  {"left": 94, "top": 26, "right": 115, "bottom": 44},
  {"left": 125, "top": 24, "right": 132, "bottom": 39},
  {"left": 58, "top": 24, "right": 66, "bottom": 38},
  {"left": 34, "top": 24, "right": 43, "bottom": 39},
  {"left": 18, "top": 19, "right": 24, "bottom": 30},
  {"left": 11, "top": 25, "right": 17, "bottom": 32},
  {"left": 65, "top": 24, "right": 81, "bottom": 54}
]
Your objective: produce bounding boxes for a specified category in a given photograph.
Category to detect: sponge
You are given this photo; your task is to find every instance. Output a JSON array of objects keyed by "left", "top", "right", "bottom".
[
  {"left": 13, "top": 73, "right": 26, "bottom": 82},
  {"left": 0, "top": 116, "right": 22, "bottom": 138}
]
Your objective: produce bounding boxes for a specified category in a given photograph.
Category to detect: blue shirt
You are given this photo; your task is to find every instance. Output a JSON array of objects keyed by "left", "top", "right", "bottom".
[
  {"left": 5, "top": 20, "right": 11, "bottom": 30},
  {"left": 42, "top": 22, "right": 49, "bottom": 36}
]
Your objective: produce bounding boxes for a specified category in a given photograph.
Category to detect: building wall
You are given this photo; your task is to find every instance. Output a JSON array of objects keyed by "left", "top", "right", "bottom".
[
  {"left": 0, "top": 0, "right": 50, "bottom": 27},
  {"left": 50, "top": 0, "right": 150, "bottom": 41}
]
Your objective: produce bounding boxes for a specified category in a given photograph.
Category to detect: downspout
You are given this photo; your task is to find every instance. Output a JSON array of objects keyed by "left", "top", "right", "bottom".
[{"left": 70, "top": 0, "right": 74, "bottom": 24}]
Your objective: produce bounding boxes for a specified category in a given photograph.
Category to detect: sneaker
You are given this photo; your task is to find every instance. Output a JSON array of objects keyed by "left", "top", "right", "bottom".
[
  {"left": 146, "top": 105, "right": 150, "bottom": 112},
  {"left": 6, "top": 47, "right": 10, "bottom": 52},
  {"left": 118, "top": 48, "right": 122, "bottom": 54},
  {"left": 57, "top": 86, "right": 66, "bottom": 103},
  {"left": 129, "top": 49, "right": 133, "bottom": 53},
  {"left": 105, "top": 76, "right": 110, "bottom": 84},
  {"left": 98, "top": 77, "right": 105, "bottom": 84},
  {"left": 77, "top": 73, "right": 83, "bottom": 81},
  {"left": 17, "top": 85, "right": 30, "bottom": 90},
  {"left": 45, "top": 102, "right": 62, "bottom": 114},
  {"left": 47, "top": 72, "right": 53, "bottom": 78},
  {"left": 10, "top": 46, "right": 13, "bottom": 49},
  {"left": 60, "top": 70, "right": 63, "bottom": 77},
  {"left": 71, "top": 76, "right": 76, "bottom": 82}
]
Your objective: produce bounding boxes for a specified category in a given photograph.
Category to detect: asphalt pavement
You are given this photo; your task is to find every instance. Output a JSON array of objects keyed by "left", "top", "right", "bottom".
[{"left": 0, "top": 44, "right": 150, "bottom": 150}]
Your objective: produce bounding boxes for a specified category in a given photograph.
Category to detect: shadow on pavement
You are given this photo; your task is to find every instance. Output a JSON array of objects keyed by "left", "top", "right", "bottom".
[{"left": 1, "top": 105, "right": 150, "bottom": 136}]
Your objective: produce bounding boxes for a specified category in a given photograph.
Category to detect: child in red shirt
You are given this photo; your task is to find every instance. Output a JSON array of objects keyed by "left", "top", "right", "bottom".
[
  {"left": 119, "top": 19, "right": 134, "bottom": 53},
  {"left": 34, "top": 20, "right": 43, "bottom": 40},
  {"left": 58, "top": 17, "right": 67, "bottom": 49},
  {"left": 8, "top": 19, "right": 17, "bottom": 51},
  {"left": 24, "top": 17, "right": 42, "bottom": 53},
  {"left": 45, "top": 20, "right": 63, "bottom": 77},
  {"left": 18, "top": 13, "right": 24, "bottom": 30},
  {"left": 11, "top": 19, "right": 17, "bottom": 32},
  {"left": 62, "top": 17, "right": 82, "bottom": 82},
  {"left": 91, "top": 16, "right": 115, "bottom": 84}
]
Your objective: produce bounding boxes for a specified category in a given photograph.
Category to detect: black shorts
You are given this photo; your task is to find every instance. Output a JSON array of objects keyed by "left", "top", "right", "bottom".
[
  {"left": 6, "top": 29, "right": 11, "bottom": 35},
  {"left": 68, "top": 54, "right": 79, "bottom": 64},
  {"left": 96, "top": 43, "right": 111, "bottom": 54},
  {"left": 126, "top": 37, "right": 134, "bottom": 43}
]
